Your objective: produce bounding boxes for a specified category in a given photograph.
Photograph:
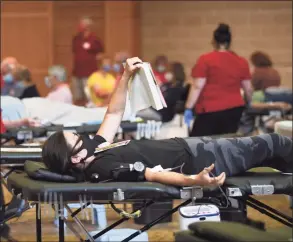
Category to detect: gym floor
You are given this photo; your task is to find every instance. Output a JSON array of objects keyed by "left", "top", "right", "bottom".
[{"left": 3, "top": 193, "right": 292, "bottom": 242}]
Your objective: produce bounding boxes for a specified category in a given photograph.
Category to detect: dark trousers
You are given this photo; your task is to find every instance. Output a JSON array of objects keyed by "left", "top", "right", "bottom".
[
  {"left": 185, "top": 133, "right": 292, "bottom": 176},
  {"left": 190, "top": 106, "right": 244, "bottom": 137},
  {"left": 0, "top": 183, "right": 5, "bottom": 223}
]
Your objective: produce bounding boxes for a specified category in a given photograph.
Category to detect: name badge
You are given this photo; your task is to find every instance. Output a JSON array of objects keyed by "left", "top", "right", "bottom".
[{"left": 94, "top": 140, "right": 130, "bottom": 154}]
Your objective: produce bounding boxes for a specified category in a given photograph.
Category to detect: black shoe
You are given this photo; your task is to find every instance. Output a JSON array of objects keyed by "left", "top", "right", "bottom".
[
  {"left": 3, "top": 197, "right": 30, "bottom": 223},
  {"left": 0, "top": 223, "right": 10, "bottom": 238}
]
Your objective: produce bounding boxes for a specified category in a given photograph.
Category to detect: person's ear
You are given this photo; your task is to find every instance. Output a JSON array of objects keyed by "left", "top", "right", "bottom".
[
  {"left": 71, "top": 156, "right": 80, "bottom": 164},
  {"left": 71, "top": 149, "right": 87, "bottom": 164}
]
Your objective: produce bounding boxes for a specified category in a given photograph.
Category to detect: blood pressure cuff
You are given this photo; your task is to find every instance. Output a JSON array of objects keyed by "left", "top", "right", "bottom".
[
  {"left": 24, "top": 160, "right": 77, "bottom": 183},
  {"left": 111, "top": 166, "right": 146, "bottom": 182}
]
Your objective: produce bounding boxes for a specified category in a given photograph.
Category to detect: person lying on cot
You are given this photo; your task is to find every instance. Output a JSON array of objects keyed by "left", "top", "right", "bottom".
[{"left": 42, "top": 57, "right": 293, "bottom": 187}]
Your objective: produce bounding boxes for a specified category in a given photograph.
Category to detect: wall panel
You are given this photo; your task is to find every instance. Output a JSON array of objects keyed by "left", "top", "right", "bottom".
[
  {"left": 1, "top": 1, "right": 53, "bottom": 96},
  {"left": 141, "top": 1, "right": 292, "bottom": 87}
]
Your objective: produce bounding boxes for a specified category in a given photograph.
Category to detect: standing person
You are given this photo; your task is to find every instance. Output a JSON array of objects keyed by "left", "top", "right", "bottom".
[
  {"left": 45, "top": 65, "right": 73, "bottom": 104},
  {"left": 72, "top": 17, "right": 104, "bottom": 105},
  {"left": 184, "top": 23, "right": 253, "bottom": 137}
]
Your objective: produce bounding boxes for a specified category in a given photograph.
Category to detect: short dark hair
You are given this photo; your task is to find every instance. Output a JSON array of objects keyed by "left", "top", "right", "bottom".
[
  {"left": 154, "top": 55, "right": 168, "bottom": 66},
  {"left": 172, "top": 62, "right": 186, "bottom": 85},
  {"left": 250, "top": 51, "right": 273, "bottom": 67},
  {"left": 42, "top": 131, "right": 71, "bottom": 174},
  {"left": 213, "top": 23, "right": 231, "bottom": 49}
]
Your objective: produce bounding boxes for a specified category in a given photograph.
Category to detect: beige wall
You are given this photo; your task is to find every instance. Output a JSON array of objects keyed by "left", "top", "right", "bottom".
[
  {"left": 1, "top": 1, "right": 54, "bottom": 96},
  {"left": 1, "top": 1, "right": 140, "bottom": 97},
  {"left": 140, "top": 1, "right": 292, "bottom": 87}
]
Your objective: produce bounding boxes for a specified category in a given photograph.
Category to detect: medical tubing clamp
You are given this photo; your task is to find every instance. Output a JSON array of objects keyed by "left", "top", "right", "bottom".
[{"left": 110, "top": 200, "right": 146, "bottom": 219}]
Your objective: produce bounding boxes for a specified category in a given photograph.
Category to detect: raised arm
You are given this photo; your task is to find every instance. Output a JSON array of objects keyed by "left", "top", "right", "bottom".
[{"left": 97, "top": 57, "right": 143, "bottom": 143}]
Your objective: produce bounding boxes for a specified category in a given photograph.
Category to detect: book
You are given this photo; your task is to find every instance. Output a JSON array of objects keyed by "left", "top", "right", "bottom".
[{"left": 127, "top": 62, "right": 167, "bottom": 115}]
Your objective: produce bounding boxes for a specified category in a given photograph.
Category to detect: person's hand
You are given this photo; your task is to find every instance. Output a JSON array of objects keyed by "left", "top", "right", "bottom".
[
  {"left": 184, "top": 109, "right": 193, "bottom": 128},
  {"left": 277, "top": 102, "right": 292, "bottom": 111},
  {"left": 123, "top": 57, "right": 143, "bottom": 79},
  {"left": 23, "top": 118, "right": 42, "bottom": 127},
  {"left": 191, "top": 164, "right": 226, "bottom": 187}
]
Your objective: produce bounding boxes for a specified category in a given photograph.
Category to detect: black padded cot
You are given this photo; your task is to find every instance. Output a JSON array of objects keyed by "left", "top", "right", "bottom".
[
  {"left": 5, "top": 159, "right": 293, "bottom": 242},
  {"left": 174, "top": 221, "right": 292, "bottom": 242}
]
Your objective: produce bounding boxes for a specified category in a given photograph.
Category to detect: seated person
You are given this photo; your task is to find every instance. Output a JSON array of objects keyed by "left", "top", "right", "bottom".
[
  {"left": 113, "top": 51, "right": 129, "bottom": 87},
  {"left": 1, "top": 57, "right": 19, "bottom": 96},
  {"left": 250, "top": 51, "right": 281, "bottom": 91},
  {"left": 158, "top": 62, "right": 186, "bottom": 122},
  {"left": 45, "top": 65, "right": 73, "bottom": 104},
  {"left": 87, "top": 56, "right": 116, "bottom": 107},
  {"left": 42, "top": 57, "right": 292, "bottom": 187},
  {"left": 1, "top": 108, "right": 40, "bottom": 130},
  {"left": 152, "top": 55, "right": 171, "bottom": 86},
  {"left": 250, "top": 51, "right": 292, "bottom": 105},
  {"left": 237, "top": 90, "right": 291, "bottom": 135},
  {"left": 13, "top": 65, "right": 40, "bottom": 99}
]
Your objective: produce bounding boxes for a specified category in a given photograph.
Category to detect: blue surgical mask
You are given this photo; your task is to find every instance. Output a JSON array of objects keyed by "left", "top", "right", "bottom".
[
  {"left": 44, "top": 76, "right": 52, "bottom": 88},
  {"left": 157, "top": 65, "right": 166, "bottom": 73},
  {"left": 3, "top": 73, "right": 14, "bottom": 84},
  {"left": 113, "top": 63, "right": 121, "bottom": 73},
  {"left": 15, "top": 81, "right": 25, "bottom": 88},
  {"left": 102, "top": 65, "right": 112, "bottom": 72}
]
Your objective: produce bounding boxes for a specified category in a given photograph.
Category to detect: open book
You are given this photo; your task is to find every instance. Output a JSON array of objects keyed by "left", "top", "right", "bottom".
[{"left": 128, "top": 62, "right": 167, "bottom": 115}]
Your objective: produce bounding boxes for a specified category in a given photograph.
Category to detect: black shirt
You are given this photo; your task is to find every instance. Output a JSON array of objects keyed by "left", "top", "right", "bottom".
[
  {"left": 159, "top": 82, "right": 184, "bottom": 122},
  {"left": 19, "top": 85, "right": 40, "bottom": 99},
  {"left": 84, "top": 135, "right": 195, "bottom": 182}
]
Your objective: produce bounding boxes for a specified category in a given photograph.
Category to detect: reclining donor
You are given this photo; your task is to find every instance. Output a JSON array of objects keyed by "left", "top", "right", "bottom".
[{"left": 42, "top": 57, "right": 293, "bottom": 186}]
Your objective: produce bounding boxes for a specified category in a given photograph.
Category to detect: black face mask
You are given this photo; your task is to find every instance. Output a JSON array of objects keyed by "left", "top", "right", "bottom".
[{"left": 71, "top": 134, "right": 97, "bottom": 162}]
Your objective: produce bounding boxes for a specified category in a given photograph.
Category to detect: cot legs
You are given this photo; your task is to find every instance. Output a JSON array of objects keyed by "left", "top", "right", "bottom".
[
  {"left": 35, "top": 203, "right": 42, "bottom": 242},
  {"left": 58, "top": 203, "right": 65, "bottom": 242},
  {"left": 121, "top": 199, "right": 192, "bottom": 242},
  {"left": 35, "top": 202, "right": 65, "bottom": 242}
]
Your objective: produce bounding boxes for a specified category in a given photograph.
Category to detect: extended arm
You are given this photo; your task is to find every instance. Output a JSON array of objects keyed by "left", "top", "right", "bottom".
[
  {"left": 145, "top": 164, "right": 226, "bottom": 187},
  {"left": 97, "top": 57, "right": 143, "bottom": 143},
  {"left": 3, "top": 118, "right": 40, "bottom": 129},
  {"left": 251, "top": 101, "right": 292, "bottom": 111}
]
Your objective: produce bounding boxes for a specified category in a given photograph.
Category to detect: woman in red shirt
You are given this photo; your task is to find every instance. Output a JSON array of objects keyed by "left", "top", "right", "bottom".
[{"left": 185, "top": 23, "right": 253, "bottom": 137}]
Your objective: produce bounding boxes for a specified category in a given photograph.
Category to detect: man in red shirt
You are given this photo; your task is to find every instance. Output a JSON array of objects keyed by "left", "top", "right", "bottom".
[
  {"left": 184, "top": 23, "right": 253, "bottom": 137},
  {"left": 72, "top": 17, "right": 104, "bottom": 105}
]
